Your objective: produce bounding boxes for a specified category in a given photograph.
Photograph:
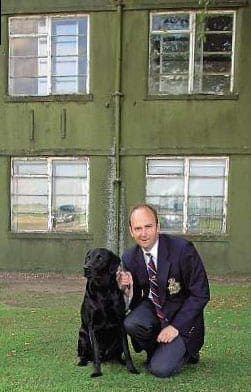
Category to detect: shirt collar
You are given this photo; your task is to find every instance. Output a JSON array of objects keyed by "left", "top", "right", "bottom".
[{"left": 142, "top": 239, "right": 159, "bottom": 263}]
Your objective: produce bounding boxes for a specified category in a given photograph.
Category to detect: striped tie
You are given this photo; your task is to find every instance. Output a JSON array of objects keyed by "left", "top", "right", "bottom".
[{"left": 146, "top": 253, "right": 164, "bottom": 321}]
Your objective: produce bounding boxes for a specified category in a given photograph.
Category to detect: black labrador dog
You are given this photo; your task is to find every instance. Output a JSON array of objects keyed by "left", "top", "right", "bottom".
[{"left": 77, "top": 248, "right": 138, "bottom": 377}]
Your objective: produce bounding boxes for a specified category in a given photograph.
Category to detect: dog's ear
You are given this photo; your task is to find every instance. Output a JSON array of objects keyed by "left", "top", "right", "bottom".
[{"left": 109, "top": 254, "right": 121, "bottom": 275}]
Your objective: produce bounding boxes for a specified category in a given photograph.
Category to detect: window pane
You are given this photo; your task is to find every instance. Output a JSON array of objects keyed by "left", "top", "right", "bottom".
[
  {"left": 53, "top": 161, "right": 87, "bottom": 177},
  {"left": 202, "top": 74, "right": 230, "bottom": 94},
  {"left": 13, "top": 178, "right": 48, "bottom": 196},
  {"left": 190, "top": 159, "right": 226, "bottom": 176},
  {"left": 52, "top": 36, "right": 78, "bottom": 56},
  {"left": 188, "top": 196, "right": 224, "bottom": 233},
  {"left": 204, "top": 15, "right": 233, "bottom": 32},
  {"left": 51, "top": 76, "right": 86, "bottom": 94},
  {"left": 12, "top": 213, "right": 48, "bottom": 231},
  {"left": 147, "top": 178, "right": 184, "bottom": 196},
  {"left": 9, "top": 77, "right": 48, "bottom": 96},
  {"left": 10, "top": 58, "right": 48, "bottom": 78},
  {"left": 160, "top": 76, "right": 188, "bottom": 94},
  {"left": 147, "top": 159, "right": 183, "bottom": 175},
  {"left": 152, "top": 14, "right": 190, "bottom": 31},
  {"left": 13, "top": 160, "right": 47, "bottom": 175},
  {"left": 189, "top": 178, "right": 225, "bottom": 196},
  {"left": 203, "top": 54, "right": 231, "bottom": 73},
  {"left": 204, "top": 33, "right": 232, "bottom": 53},
  {"left": 9, "top": 17, "right": 47, "bottom": 34},
  {"left": 10, "top": 37, "right": 47, "bottom": 57}
]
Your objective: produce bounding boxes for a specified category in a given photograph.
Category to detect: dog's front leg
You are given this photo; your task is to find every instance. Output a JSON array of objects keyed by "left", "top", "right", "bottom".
[
  {"left": 89, "top": 330, "right": 102, "bottom": 377},
  {"left": 121, "top": 327, "right": 139, "bottom": 374}
]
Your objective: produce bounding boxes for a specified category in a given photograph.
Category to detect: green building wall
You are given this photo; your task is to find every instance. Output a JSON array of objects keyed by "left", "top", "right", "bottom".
[{"left": 0, "top": 0, "right": 250, "bottom": 275}]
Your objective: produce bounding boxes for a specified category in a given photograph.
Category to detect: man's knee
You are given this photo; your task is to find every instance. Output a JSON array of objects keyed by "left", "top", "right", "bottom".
[
  {"left": 150, "top": 358, "right": 182, "bottom": 378},
  {"left": 124, "top": 315, "right": 155, "bottom": 337}
]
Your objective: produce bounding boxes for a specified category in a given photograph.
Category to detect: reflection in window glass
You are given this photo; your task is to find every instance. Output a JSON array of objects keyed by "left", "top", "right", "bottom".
[
  {"left": 149, "top": 11, "right": 235, "bottom": 95},
  {"left": 146, "top": 157, "right": 228, "bottom": 234},
  {"left": 11, "top": 158, "right": 89, "bottom": 232},
  {"left": 9, "top": 15, "right": 89, "bottom": 96}
]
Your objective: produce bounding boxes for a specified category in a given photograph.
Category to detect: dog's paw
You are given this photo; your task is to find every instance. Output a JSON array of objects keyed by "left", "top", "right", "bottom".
[
  {"left": 129, "top": 367, "right": 140, "bottom": 374},
  {"left": 91, "top": 371, "right": 103, "bottom": 377},
  {"left": 77, "top": 359, "right": 88, "bottom": 367}
]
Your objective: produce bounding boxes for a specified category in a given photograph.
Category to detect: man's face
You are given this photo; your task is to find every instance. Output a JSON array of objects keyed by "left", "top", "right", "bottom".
[{"left": 129, "top": 207, "right": 160, "bottom": 251}]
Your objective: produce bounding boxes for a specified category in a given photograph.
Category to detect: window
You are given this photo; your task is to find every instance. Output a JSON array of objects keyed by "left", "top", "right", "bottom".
[
  {"left": 149, "top": 11, "right": 235, "bottom": 95},
  {"left": 9, "top": 15, "right": 89, "bottom": 96},
  {"left": 146, "top": 157, "right": 228, "bottom": 234},
  {"left": 11, "top": 157, "right": 89, "bottom": 232}
]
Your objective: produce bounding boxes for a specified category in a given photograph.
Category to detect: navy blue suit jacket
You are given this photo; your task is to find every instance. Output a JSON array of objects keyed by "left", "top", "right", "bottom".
[{"left": 122, "top": 234, "right": 210, "bottom": 354}]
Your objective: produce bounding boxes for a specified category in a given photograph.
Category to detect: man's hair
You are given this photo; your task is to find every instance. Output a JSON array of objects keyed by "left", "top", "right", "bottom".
[{"left": 128, "top": 204, "right": 158, "bottom": 227}]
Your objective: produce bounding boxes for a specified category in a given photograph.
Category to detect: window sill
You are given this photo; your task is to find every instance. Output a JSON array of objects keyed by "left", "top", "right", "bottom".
[
  {"left": 144, "top": 93, "right": 239, "bottom": 101},
  {"left": 4, "top": 94, "right": 93, "bottom": 103},
  {"left": 8, "top": 231, "right": 93, "bottom": 240}
]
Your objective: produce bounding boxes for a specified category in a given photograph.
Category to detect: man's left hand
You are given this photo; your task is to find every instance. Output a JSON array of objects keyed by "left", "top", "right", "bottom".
[{"left": 157, "top": 325, "right": 179, "bottom": 343}]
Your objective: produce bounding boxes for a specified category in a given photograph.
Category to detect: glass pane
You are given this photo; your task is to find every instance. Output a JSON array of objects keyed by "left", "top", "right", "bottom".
[
  {"left": 53, "top": 195, "right": 87, "bottom": 211},
  {"left": 13, "top": 178, "right": 48, "bottom": 196},
  {"left": 147, "top": 159, "right": 183, "bottom": 175},
  {"left": 152, "top": 14, "right": 190, "bottom": 31},
  {"left": 53, "top": 178, "right": 86, "bottom": 195},
  {"left": 52, "top": 18, "right": 88, "bottom": 36},
  {"left": 12, "top": 213, "right": 48, "bottom": 231},
  {"left": 52, "top": 36, "right": 78, "bottom": 56},
  {"left": 162, "top": 34, "right": 190, "bottom": 54},
  {"left": 10, "top": 58, "right": 48, "bottom": 77},
  {"left": 160, "top": 76, "right": 188, "bottom": 94},
  {"left": 188, "top": 196, "right": 224, "bottom": 215},
  {"left": 162, "top": 57, "right": 189, "bottom": 74},
  {"left": 53, "top": 195, "right": 87, "bottom": 231},
  {"left": 147, "top": 178, "right": 184, "bottom": 196},
  {"left": 52, "top": 56, "right": 78, "bottom": 76},
  {"left": 189, "top": 178, "right": 225, "bottom": 196},
  {"left": 9, "top": 17, "right": 47, "bottom": 35},
  {"left": 188, "top": 196, "right": 224, "bottom": 233},
  {"left": 204, "top": 34, "right": 232, "bottom": 52},
  {"left": 12, "top": 195, "right": 48, "bottom": 213},
  {"left": 203, "top": 54, "right": 231, "bottom": 73},
  {"left": 51, "top": 76, "right": 86, "bottom": 94},
  {"left": 9, "top": 77, "right": 48, "bottom": 96},
  {"left": 54, "top": 161, "right": 87, "bottom": 177},
  {"left": 13, "top": 160, "right": 47, "bottom": 175},
  {"left": 190, "top": 159, "right": 226, "bottom": 176},
  {"left": 202, "top": 74, "right": 230, "bottom": 94},
  {"left": 10, "top": 37, "right": 47, "bottom": 57},
  {"left": 204, "top": 15, "right": 233, "bottom": 32}
]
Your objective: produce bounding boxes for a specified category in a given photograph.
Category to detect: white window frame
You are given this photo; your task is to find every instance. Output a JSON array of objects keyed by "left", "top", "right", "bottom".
[
  {"left": 11, "top": 157, "right": 89, "bottom": 233},
  {"left": 146, "top": 156, "right": 229, "bottom": 235},
  {"left": 149, "top": 10, "right": 236, "bottom": 95},
  {"left": 8, "top": 14, "right": 90, "bottom": 96}
]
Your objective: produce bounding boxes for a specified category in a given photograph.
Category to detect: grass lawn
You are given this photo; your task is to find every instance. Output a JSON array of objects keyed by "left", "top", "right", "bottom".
[{"left": 0, "top": 276, "right": 250, "bottom": 392}]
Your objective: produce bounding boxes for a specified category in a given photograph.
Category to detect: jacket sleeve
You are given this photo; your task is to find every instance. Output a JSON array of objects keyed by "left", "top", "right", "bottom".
[
  {"left": 170, "top": 242, "right": 210, "bottom": 335},
  {"left": 122, "top": 250, "right": 145, "bottom": 310}
]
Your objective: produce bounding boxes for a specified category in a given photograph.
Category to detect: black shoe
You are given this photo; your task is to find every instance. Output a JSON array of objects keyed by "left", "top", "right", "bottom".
[{"left": 187, "top": 352, "right": 200, "bottom": 364}]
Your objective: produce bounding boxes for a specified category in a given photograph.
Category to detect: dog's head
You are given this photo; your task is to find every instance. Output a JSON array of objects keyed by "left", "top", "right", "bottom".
[{"left": 83, "top": 248, "right": 121, "bottom": 282}]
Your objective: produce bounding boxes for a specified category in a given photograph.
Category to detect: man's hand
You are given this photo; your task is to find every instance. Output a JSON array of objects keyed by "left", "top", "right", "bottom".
[
  {"left": 157, "top": 325, "right": 179, "bottom": 343},
  {"left": 116, "top": 268, "right": 133, "bottom": 297}
]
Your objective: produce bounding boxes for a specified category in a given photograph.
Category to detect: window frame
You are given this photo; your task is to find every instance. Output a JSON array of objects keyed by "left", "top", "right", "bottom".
[
  {"left": 8, "top": 14, "right": 90, "bottom": 97},
  {"left": 146, "top": 156, "right": 229, "bottom": 235},
  {"left": 148, "top": 10, "right": 236, "bottom": 96},
  {"left": 11, "top": 157, "right": 89, "bottom": 233}
]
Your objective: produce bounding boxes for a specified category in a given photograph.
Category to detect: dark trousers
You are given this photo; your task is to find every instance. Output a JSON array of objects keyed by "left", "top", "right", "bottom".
[{"left": 124, "top": 299, "right": 187, "bottom": 378}]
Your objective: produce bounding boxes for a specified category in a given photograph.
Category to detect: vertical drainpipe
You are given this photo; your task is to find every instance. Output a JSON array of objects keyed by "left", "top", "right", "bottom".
[{"left": 113, "top": 1, "right": 123, "bottom": 254}]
